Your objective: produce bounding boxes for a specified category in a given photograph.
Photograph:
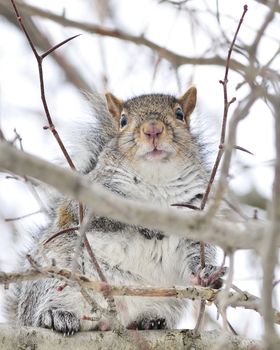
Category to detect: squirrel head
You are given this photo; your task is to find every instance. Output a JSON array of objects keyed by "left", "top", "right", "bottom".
[{"left": 105, "top": 86, "right": 197, "bottom": 171}]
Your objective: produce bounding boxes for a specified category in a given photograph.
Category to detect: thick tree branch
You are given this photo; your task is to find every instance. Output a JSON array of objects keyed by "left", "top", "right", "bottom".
[
  {"left": 0, "top": 324, "right": 259, "bottom": 350},
  {"left": 0, "top": 141, "right": 268, "bottom": 251},
  {"left": 254, "top": 0, "right": 280, "bottom": 13}
]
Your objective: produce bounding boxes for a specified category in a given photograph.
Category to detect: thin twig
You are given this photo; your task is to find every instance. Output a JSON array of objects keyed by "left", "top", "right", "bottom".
[
  {"left": 217, "top": 252, "right": 235, "bottom": 331},
  {"left": 5, "top": 210, "right": 42, "bottom": 222},
  {"left": 227, "top": 320, "right": 238, "bottom": 335},
  {"left": 0, "top": 128, "right": 5, "bottom": 140},
  {"left": 193, "top": 6, "right": 248, "bottom": 331},
  {"left": 43, "top": 226, "right": 80, "bottom": 245},
  {"left": 200, "top": 5, "right": 248, "bottom": 211},
  {"left": 206, "top": 88, "right": 263, "bottom": 219},
  {"left": 12, "top": 128, "right": 23, "bottom": 149},
  {"left": 194, "top": 242, "right": 206, "bottom": 333},
  {"left": 41, "top": 34, "right": 81, "bottom": 59},
  {"left": 170, "top": 203, "right": 200, "bottom": 210},
  {"left": 234, "top": 145, "right": 254, "bottom": 155},
  {"left": 194, "top": 300, "right": 206, "bottom": 334},
  {"left": 79, "top": 287, "right": 110, "bottom": 319},
  {"left": 10, "top": 0, "right": 77, "bottom": 170},
  {"left": 10, "top": 129, "right": 47, "bottom": 212}
]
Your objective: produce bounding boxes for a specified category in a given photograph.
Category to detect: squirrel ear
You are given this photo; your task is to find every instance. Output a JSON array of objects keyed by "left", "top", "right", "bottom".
[
  {"left": 179, "top": 86, "right": 197, "bottom": 118},
  {"left": 105, "top": 93, "right": 124, "bottom": 119}
]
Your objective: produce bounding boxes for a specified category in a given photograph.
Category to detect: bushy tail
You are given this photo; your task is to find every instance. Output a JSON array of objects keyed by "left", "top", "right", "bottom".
[{"left": 66, "top": 90, "right": 116, "bottom": 174}]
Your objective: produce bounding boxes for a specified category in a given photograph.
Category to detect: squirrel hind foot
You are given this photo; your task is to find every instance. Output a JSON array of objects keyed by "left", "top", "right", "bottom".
[
  {"left": 128, "top": 316, "right": 167, "bottom": 330},
  {"left": 37, "top": 309, "right": 80, "bottom": 335}
]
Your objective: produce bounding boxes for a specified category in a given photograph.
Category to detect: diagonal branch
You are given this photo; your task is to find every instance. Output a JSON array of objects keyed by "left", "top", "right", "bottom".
[
  {"left": 10, "top": 0, "right": 77, "bottom": 170},
  {"left": 200, "top": 5, "right": 248, "bottom": 211},
  {"left": 206, "top": 87, "right": 263, "bottom": 219},
  {"left": 0, "top": 3, "right": 92, "bottom": 93},
  {"left": 41, "top": 34, "right": 81, "bottom": 59},
  {"left": 1, "top": 0, "right": 247, "bottom": 73},
  {"left": 0, "top": 140, "right": 269, "bottom": 251},
  {"left": 249, "top": 0, "right": 277, "bottom": 60}
]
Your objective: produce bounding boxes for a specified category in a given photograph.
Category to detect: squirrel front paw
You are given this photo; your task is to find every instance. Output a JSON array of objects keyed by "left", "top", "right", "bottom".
[
  {"left": 128, "top": 316, "right": 167, "bottom": 330},
  {"left": 191, "top": 264, "right": 227, "bottom": 289},
  {"left": 37, "top": 309, "right": 80, "bottom": 335}
]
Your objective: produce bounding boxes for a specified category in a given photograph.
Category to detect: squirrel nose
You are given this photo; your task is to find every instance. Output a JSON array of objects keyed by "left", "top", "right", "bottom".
[{"left": 142, "top": 121, "right": 164, "bottom": 138}]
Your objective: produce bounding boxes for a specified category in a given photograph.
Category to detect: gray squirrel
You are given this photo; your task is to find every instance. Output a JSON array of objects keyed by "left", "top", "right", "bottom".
[{"left": 5, "top": 86, "right": 226, "bottom": 334}]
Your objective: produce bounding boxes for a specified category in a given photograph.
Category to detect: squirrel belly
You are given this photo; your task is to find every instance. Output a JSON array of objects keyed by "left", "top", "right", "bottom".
[{"left": 6, "top": 86, "right": 222, "bottom": 333}]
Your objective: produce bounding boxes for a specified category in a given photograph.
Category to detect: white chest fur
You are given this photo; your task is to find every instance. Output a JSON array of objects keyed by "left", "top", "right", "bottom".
[
  {"left": 87, "top": 155, "right": 208, "bottom": 288},
  {"left": 109, "top": 158, "right": 207, "bottom": 206}
]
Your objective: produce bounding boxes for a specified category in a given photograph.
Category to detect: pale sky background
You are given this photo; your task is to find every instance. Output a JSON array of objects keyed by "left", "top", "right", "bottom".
[{"left": 0, "top": 0, "right": 279, "bottom": 339}]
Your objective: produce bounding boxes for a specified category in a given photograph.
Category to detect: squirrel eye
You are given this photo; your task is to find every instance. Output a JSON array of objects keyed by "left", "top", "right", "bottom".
[
  {"left": 120, "top": 114, "right": 128, "bottom": 128},
  {"left": 175, "top": 108, "right": 185, "bottom": 121}
]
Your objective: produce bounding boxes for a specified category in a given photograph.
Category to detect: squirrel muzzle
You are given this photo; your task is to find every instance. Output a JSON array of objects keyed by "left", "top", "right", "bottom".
[{"left": 141, "top": 120, "right": 166, "bottom": 147}]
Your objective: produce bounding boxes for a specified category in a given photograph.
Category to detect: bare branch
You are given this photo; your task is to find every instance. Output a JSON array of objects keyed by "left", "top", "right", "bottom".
[
  {"left": 5, "top": 210, "right": 42, "bottom": 222},
  {"left": 0, "top": 141, "right": 270, "bottom": 251},
  {"left": 1, "top": 265, "right": 280, "bottom": 326},
  {"left": 41, "top": 34, "right": 82, "bottom": 59},
  {"left": 234, "top": 145, "right": 254, "bottom": 155},
  {"left": 200, "top": 5, "right": 248, "bottom": 211},
  {"left": 0, "top": 3, "right": 92, "bottom": 93},
  {"left": 43, "top": 226, "right": 80, "bottom": 245},
  {"left": 249, "top": 1, "right": 276, "bottom": 58},
  {"left": 206, "top": 87, "right": 263, "bottom": 219},
  {"left": 261, "top": 89, "right": 280, "bottom": 348},
  {"left": 254, "top": 0, "right": 280, "bottom": 13},
  {"left": 10, "top": 0, "right": 78, "bottom": 170},
  {"left": 217, "top": 252, "right": 235, "bottom": 331},
  {"left": 1, "top": 0, "right": 247, "bottom": 73}
]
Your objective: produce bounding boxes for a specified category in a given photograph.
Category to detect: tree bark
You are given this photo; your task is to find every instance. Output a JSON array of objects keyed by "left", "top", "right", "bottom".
[
  {"left": 0, "top": 324, "right": 260, "bottom": 350},
  {"left": 0, "top": 141, "right": 268, "bottom": 251}
]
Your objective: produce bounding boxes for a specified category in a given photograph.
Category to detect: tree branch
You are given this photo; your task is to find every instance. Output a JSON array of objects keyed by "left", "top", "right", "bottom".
[
  {"left": 200, "top": 4, "right": 247, "bottom": 211},
  {"left": 2, "top": 265, "right": 280, "bottom": 326},
  {"left": 206, "top": 87, "right": 264, "bottom": 219},
  {"left": 0, "top": 324, "right": 259, "bottom": 350},
  {"left": 249, "top": 0, "right": 277, "bottom": 60},
  {"left": 261, "top": 84, "right": 280, "bottom": 348},
  {"left": 0, "top": 3, "right": 92, "bottom": 94},
  {"left": 0, "top": 0, "right": 247, "bottom": 73},
  {"left": 254, "top": 0, "right": 280, "bottom": 13},
  {"left": 0, "top": 140, "right": 268, "bottom": 251}
]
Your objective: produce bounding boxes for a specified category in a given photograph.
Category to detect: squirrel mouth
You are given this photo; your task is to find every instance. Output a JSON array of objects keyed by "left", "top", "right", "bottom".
[
  {"left": 149, "top": 149, "right": 164, "bottom": 156},
  {"left": 144, "top": 148, "right": 168, "bottom": 159}
]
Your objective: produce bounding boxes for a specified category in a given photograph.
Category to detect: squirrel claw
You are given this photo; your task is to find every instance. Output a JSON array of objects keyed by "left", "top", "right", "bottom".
[
  {"left": 37, "top": 309, "right": 80, "bottom": 335},
  {"left": 191, "top": 265, "right": 227, "bottom": 289}
]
